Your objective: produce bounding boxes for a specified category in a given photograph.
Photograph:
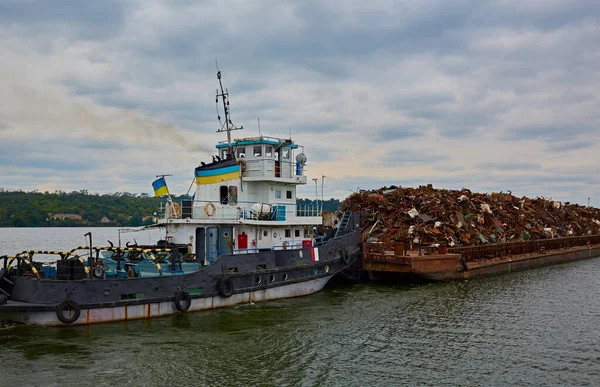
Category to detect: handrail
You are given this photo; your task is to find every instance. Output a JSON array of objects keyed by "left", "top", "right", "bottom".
[{"left": 448, "top": 234, "right": 600, "bottom": 262}]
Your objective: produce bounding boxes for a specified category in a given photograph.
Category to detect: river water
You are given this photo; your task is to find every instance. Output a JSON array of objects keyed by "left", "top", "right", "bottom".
[{"left": 1, "top": 228, "right": 600, "bottom": 386}]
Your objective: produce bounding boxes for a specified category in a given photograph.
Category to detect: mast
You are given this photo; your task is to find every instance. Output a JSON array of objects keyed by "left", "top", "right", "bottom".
[{"left": 216, "top": 70, "right": 243, "bottom": 158}]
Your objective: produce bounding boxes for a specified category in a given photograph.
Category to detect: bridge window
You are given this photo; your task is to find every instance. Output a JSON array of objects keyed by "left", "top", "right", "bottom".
[
  {"left": 228, "top": 186, "right": 238, "bottom": 205},
  {"left": 282, "top": 147, "right": 290, "bottom": 159},
  {"left": 286, "top": 190, "right": 292, "bottom": 199},
  {"left": 220, "top": 186, "right": 228, "bottom": 204},
  {"left": 275, "top": 190, "right": 281, "bottom": 199},
  {"left": 295, "top": 229, "right": 300, "bottom": 237},
  {"left": 266, "top": 146, "right": 273, "bottom": 157},
  {"left": 221, "top": 149, "right": 228, "bottom": 160},
  {"left": 285, "top": 229, "right": 291, "bottom": 238},
  {"left": 237, "top": 147, "right": 246, "bottom": 158},
  {"left": 253, "top": 146, "right": 262, "bottom": 157}
]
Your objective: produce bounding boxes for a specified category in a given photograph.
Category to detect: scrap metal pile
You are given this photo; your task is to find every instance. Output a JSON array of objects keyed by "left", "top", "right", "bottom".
[{"left": 341, "top": 185, "right": 600, "bottom": 247}]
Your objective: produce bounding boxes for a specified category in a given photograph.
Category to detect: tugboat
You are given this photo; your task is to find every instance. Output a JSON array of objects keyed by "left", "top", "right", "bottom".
[{"left": 0, "top": 71, "right": 361, "bottom": 326}]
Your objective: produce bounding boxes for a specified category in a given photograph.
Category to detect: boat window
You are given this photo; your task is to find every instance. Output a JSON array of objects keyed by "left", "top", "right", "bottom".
[
  {"left": 282, "top": 147, "right": 290, "bottom": 159},
  {"left": 263, "top": 230, "right": 268, "bottom": 237},
  {"left": 237, "top": 147, "right": 246, "bottom": 158},
  {"left": 285, "top": 229, "right": 291, "bottom": 238},
  {"left": 265, "top": 146, "right": 273, "bottom": 157},
  {"left": 220, "top": 186, "right": 228, "bottom": 204},
  {"left": 221, "top": 149, "right": 228, "bottom": 160},
  {"left": 304, "top": 228, "right": 311, "bottom": 237},
  {"left": 228, "top": 186, "right": 238, "bottom": 205},
  {"left": 286, "top": 190, "right": 292, "bottom": 199},
  {"left": 295, "top": 229, "right": 300, "bottom": 237},
  {"left": 254, "top": 146, "right": 262, "bottom": 157},
  {"left": 275, "top": 190, "right": 281, "bottom": 199}
]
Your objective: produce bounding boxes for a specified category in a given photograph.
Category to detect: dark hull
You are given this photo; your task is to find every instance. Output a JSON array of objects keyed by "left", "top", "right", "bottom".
[{"left": 0, "top": 215, "right": 361, "bottom": 326}]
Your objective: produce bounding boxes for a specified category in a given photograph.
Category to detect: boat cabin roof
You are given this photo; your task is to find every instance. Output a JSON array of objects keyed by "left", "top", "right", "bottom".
[{"left": 216, "top": 136, "right": 299, "bottom": 150}]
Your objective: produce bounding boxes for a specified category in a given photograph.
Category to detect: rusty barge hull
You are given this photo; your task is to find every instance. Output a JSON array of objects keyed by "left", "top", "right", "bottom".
[{"left": 363, "top": 241, "right": 600, "bottom": 282}]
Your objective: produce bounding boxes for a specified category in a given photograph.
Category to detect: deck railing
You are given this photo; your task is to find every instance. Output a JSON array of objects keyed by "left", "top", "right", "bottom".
[
  {"left": 448, "top": 235, "right": 600, "bottom": 262},
  {"left": 159, "top": 200, "right": 321, "bottom": 221}
]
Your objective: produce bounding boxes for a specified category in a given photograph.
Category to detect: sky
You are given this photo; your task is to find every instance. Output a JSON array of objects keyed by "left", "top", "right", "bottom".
[{"left": 1, "top": 0, "right": 599, "bottom": 205}]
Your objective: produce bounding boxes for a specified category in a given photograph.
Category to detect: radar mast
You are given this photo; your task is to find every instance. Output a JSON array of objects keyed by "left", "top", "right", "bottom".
[{"left": 215, "top": 69, "right": 243, "bottom": 158}]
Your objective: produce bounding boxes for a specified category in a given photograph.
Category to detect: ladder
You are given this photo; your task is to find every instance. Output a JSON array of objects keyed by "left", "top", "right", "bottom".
[{"left": 334, "top": 212, "right": 352, "bottom": 238}]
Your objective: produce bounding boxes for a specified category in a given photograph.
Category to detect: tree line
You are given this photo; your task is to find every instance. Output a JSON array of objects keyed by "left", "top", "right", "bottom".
[{"left": 0, "top": 190, "right": 342, "bottom": 227}]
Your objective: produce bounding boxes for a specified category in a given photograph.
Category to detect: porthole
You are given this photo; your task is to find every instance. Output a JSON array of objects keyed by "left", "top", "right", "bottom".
[
  {"left": 263, "top": 230, "right": 268, "bottom": 237},
  {"left": 283, "top": 273, "right": 288, "bottom": 281},
  {"left": 103, "top": 290, "right": 110, "bottom": 296},
  {"left": 273, "top": 232, "right": 277, "bottom": 238},
  {"left": 224, "top": 232, "right": 229, "bottom": 237},
  {"left": 324, "top": 265, "right": 329, "bottom": 273},
  {"left": 270, "top": 274, "right": 275, "bottom": 283}
]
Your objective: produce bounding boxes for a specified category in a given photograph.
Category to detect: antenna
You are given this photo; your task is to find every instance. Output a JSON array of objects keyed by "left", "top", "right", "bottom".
[
  {"left": 321, "top": 174, "right": 331, "bottom": 214},
  {"left": 215, "top": 68, "right": 243, "bottom": 158},
  {"left": 258, "top": 117, "right": 261, "bottom": 136}
]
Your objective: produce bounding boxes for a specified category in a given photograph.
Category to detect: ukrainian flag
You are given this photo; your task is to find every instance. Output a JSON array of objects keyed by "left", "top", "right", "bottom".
[
  {"left": 152, "top": 177, "right": 169, "bottom": 197},
  {"left": 195, "top": 164, "right": 240, "bottom": 185}
]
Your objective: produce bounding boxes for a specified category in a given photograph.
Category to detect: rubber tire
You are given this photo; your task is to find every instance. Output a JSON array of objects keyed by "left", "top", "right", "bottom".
[
  {"left": 174, "top": 290, "right": 192, "bottom": 312},
  {"left": 92, "top": 266, "right": 104, "bottom": 279},
  {"left": 56, "top": 300, "right": 81, "bottom": 324},
  {"left": 0, "top": 294, "right": 8, "bottom": 306},
  {"left": 341, "top": 250, "right": 350, "bottom": 265},
  {"left": 0, "top": 268, "right": 6, "bottom": 280},
  {"left": 218, "top": 277, "right": 234, "bottom": 298}
]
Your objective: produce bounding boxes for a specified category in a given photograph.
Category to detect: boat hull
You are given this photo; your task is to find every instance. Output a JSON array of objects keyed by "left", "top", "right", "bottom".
[
  {"left": 1, "top": 275, "right": 332, "bottom": 326},
  {"left": 364, "top": 244, "right": 600, "bottom": 282}
]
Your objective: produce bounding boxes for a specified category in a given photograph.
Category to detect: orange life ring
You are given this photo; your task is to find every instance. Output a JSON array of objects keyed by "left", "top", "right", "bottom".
[
  {"left": 204, "top": 202, "right": 216, "bottom": 216},
  {"left": 238, "top": 159, "right": 247, "bottom": 172},
  {"left": 170, "top": 202, "right": 181, "bottom": 217}
]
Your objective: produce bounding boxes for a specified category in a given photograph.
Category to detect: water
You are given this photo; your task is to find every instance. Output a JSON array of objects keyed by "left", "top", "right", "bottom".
[{"left": 1, "top": 228, "right": 600, "bottom": 386}]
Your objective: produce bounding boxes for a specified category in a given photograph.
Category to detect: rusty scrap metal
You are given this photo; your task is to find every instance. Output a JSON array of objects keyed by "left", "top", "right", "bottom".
[{"left": 341, "top": 185, "right": 600, "bottom": 247}]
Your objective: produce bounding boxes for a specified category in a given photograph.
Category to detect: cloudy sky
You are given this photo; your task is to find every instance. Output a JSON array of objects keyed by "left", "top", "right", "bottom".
[{"left": 1, "top": 0, "right": 599, "bottom": 205}]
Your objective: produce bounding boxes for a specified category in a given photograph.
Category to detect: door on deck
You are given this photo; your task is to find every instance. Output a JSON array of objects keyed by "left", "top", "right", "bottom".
[
  {"left": 195, "top": 227, "right": 206, "bottom": 264},
  {"left": 219, "top": 227, "right": 234, "bottom": 254},
  {"left": 206, "top": 227, "right": 219, "bottom": 264}
]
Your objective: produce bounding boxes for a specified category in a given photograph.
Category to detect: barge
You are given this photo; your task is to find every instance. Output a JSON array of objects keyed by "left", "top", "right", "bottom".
[{"left": 363, "top": 235, "right": 600, "bottom": 282}]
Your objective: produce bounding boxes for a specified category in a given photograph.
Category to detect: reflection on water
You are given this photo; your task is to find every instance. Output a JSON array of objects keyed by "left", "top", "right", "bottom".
[{"left": 2, "top": 228, "right": 600, "bottom": 386}]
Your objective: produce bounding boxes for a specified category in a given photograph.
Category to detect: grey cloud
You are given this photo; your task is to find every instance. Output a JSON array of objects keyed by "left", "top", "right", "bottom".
[
  {"left": 475, "top": 162, "right": 542, "bottom": 171},
  {"left": 546, "top": 140, "right": 595, "bottom": 152},
  {"left": 379, "top": 149, "right": 450, "bottom": 167}
]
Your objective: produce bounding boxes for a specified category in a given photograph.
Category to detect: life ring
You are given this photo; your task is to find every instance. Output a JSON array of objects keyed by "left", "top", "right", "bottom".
[
  {"left": 56, "top": 299, "right": 81, "bottom": 324},
  {"left": 170, "top": 202, "right": 181, "bottom": 217},
  {"left": 174, "top": 290, "right": 192, "bottom": 312},
  {"left": 238, "top": 159, "right": 247, "bottom": 172},
  {"left": 92, "top": 266, "right": 105, "bottom": 279},
  {"left": 204, "top": 202, "right": 216, "bottom": 216},
  {"left": 217, "top": 277, "right": 234, "bottom": 298}
]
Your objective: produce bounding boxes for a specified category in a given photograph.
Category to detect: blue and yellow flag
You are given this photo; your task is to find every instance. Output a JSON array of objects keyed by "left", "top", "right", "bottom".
[{"left": 152, "top": 177, "right": 169, "bottom": 197}]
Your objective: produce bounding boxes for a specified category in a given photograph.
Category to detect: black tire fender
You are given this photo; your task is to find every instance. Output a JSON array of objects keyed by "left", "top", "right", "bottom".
[
  {"left": 0, "top": 294, "right": 8, "bottom": 306},
  {"left": 174, "top": 290, "right": 192, "bottom": 312},
  {"left": 218, "top": 277, "right": 234, "bottom": 298},
  {"left": 0, "top": 268, "right": 6, "bottom": 280},
  {"left": 56, "top": 299, "right": 81, "bottom": 324},
  {"left": 341, "top": 249, "right": 350, "bottom": 265}
]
